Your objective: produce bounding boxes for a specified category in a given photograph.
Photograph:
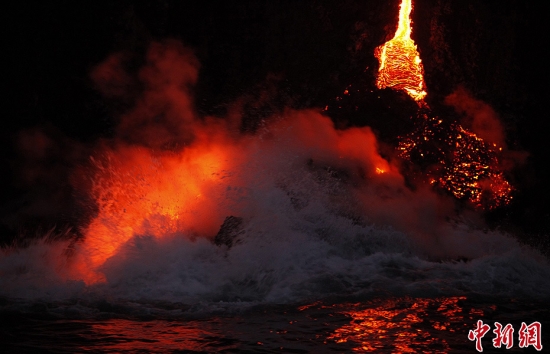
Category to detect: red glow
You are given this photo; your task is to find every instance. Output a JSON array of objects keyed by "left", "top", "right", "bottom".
[
  {"left": 72, "top": 139, "right": 242, "bottom": 283},
  {"left": 89, "top": 319, "right": 228, "bottom": 352},
  {"left": 69, "top": 112, "right": 397, "bottom": 283}
]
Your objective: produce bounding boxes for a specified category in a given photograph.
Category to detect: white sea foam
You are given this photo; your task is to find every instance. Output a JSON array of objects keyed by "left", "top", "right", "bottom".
[{"left": 1, "top": 160, "right": 548, "bottom": 305}]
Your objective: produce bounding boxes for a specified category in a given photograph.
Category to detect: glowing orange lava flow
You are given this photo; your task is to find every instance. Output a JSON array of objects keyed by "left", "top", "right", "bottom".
[
  {"left": 397, "top": 113, "right": 513, "bottom": 209},
  {"left": 375, "top": 0, "right": 427, "bottom": 102},
  {"left": 373, "top": 0, "right": 513, "bottom": 209}
]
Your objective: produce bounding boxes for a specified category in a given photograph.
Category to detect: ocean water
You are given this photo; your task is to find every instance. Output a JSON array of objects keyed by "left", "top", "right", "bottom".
[
  {"left": 1, "top": 296, "right": 548, "bottom": 353},
  {"left": 1, "top": 206, "right": 548, "bottom": 352}
]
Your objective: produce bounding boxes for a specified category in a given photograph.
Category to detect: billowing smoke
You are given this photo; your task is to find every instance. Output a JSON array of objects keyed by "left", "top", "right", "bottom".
[
  {"left": 91, "top": 41, "right": 201, "bottom": 148},
  {"left": 1, "top": 40, "right": 548, "bottom": 302},
  {"left": 444, "top": 85, "right": 528, "bottom": 171},
  {"left": 74, "top": 40, "right": 426, "bottom": 283},
  {"left": 445, "top": 86, "right": 506, "bottom": 149}
]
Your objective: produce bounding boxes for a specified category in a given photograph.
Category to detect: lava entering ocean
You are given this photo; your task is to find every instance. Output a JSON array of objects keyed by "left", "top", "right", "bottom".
[
  {"left": 62, "top": 41, "right": 410, "bottom": 284},
  {"left": 374, "top": 0, "right": 514, "bottom": 209},
  {"left": 2, "top": 3, "right": 550, "bottom": 353},
  {"left": 0, "top": 1, "right": 535, "bottom": 302}
]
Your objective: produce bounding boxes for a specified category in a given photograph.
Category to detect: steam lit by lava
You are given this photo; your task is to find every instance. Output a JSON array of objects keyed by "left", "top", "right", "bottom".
[
  {"left": 375, "top": 0, "right": 513, "bottom": 209},
  {"left": 73, "top": 141, "right": 238, "bottom": 283},
  {"left": 57, "top": 1, "right": 520, "bottom": 284},
  {"left": 374, "top": 0, "right": 427, "bottom": 102},
  {"left": 65, "top": 40, "right": 400, "bottom": 284}
]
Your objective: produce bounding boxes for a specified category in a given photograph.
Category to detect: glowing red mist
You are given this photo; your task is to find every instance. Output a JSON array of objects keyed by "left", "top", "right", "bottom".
[
  {"left": 63, "top": 2, "right": 520, "bottom": 283},
  {"left": 66, "top": 41, "right": 399, "bottom": 284}
]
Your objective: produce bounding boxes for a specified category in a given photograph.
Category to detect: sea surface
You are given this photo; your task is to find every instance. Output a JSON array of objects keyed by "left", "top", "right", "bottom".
[
  {"left": 1, "top": 219, "right": 548, "bottom": 353},
  {"left": 1, "top": 295, "right": 548, "bottom": 353}
]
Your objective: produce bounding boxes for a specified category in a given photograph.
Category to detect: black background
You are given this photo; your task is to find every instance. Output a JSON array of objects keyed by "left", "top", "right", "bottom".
[{"left": 3, "top": 0, "right": 548, "bottom": 244}]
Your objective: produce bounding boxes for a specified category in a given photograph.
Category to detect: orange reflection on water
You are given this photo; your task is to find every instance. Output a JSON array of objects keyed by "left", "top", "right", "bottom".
[
  {"left": 85, "top": 318, "right": 234, "bottom": 352},
  {"left": 326, "top": 297, "right": 468, "bottom": 353}
]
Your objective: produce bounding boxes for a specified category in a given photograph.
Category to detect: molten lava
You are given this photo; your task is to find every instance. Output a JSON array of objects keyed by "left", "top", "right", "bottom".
[
  {"left": 397, "top": 111, "right": 513, "bottom": 209},
  {"left": 374, "top": 0, "right": 427, "bottom": 102},
  {"left": 438, "top": 126, "right": 513, "bottom": 208},
  {"left": 374, "top": 0, "right": 513, "bottom": 209}
]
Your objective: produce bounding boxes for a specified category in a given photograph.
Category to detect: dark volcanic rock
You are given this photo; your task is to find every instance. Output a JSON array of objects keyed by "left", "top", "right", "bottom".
[{"left": 214, "top": 216, "right": 245, "bottom": 249}]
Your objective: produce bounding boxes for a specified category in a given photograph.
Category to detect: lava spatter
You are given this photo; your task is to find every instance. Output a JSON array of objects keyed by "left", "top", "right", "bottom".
[{"left": 375, "top": 0, "right": 513, "bottom": 209}]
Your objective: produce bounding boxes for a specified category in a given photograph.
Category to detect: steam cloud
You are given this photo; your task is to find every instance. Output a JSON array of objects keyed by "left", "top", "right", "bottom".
[
  {"left": 445, "top": 86, "right": 528, "bottom": 171},
  {"left": 1, "top": 41, "right": 547, "bottom": 302},
  {"left": 445, "top": 86, "right": 506, "bottom": 148}
]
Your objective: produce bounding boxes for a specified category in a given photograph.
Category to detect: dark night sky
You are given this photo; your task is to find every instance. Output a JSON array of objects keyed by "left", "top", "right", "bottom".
[{"left": 3, "top": 1, "right": 549, "bottom": 242}]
